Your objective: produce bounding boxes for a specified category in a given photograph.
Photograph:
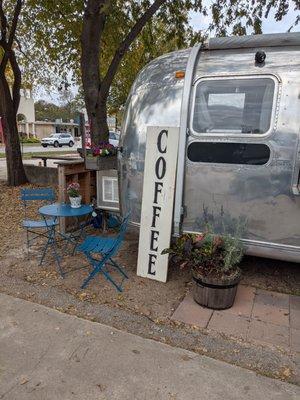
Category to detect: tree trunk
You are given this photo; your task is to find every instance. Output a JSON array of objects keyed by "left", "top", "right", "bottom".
[
  {"left": 0, "top": 81, "right": 27, "bottom": 186},
  {"left": 81, "top": 0, "right": 108, "bottom": 145},
  {"left": 0, "top": 0, "right": 27, "bottom": 185},
  {"left": 90, "top": 97, "right": 109, "bottom": 143},
  {"left": 81, "top": 0, "right": 166, "bottom": 145}
]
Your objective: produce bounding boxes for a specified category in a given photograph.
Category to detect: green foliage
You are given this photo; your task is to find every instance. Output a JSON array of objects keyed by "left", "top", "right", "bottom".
[
  {"left": 163, "top": 231, "right": 244, "bottom": 280},
  {"left": 12, "top": 0, "right": 84, "bottom": 88},
  {"left": 34, "top": 94, "right": 83, "bottom": 122},
  {"left": 67, "top": 182, "right": 80, "bottom": 198},
  {"left": 20, "top": 136, "right": 40, "bottom": 143},
  {"left": 105, "top": 18, "right": 203, "bottom": 114},
  {"left": 3, "top": 0, "right": 204, "bottom": 115},
  {"left": 209, "top": 0, "right": 299, "bottom": 36},
  {"left": 2, "top": 0, "right": 300, "bottom": 115}
]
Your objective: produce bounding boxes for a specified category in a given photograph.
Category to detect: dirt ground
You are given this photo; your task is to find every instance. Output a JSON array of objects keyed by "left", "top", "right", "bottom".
[{"left": 0, "top": 181, "right": 299, "bottom": 322}]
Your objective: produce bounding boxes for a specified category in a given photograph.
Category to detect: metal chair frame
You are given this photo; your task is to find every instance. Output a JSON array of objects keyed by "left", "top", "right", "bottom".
[
  {"left": 20, "top": 188, "right": 58, "bottom": 252},
  {"left": 77, "top": 214, "right": 130, "bottom": 291}
]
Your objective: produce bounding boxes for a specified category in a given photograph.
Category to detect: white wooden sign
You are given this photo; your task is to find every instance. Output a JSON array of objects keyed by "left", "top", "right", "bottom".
[{"left": 137, "top": 126, "right": 180, "bottom": 282}]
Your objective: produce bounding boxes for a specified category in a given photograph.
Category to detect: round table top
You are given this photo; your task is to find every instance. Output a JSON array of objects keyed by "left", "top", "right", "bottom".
[{"left": 39, "top": 203, "right": 93, "bottom": 218}]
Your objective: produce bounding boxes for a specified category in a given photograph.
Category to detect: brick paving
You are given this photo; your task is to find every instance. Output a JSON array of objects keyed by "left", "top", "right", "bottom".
[{"left": 171, "top": 285, "right": 300, "bottom": 353}]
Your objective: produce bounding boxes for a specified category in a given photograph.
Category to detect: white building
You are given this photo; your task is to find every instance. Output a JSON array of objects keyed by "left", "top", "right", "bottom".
[
  {"left": 16, "top": 89, "right": 117, "bottom": 139},
  {"left": 17, "top": 88, "right": 36, "bottom": 136}
]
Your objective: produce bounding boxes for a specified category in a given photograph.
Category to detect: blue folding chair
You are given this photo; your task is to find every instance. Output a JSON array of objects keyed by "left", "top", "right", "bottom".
[
  {"left": 20, "top": 188, "right": 58, "bottom": 251},
  {"left": 77, "top": 214, "right": 130, "bottom": 291}
]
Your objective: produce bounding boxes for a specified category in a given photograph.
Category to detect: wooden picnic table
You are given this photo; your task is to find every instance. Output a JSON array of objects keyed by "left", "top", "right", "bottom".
[{"left": 31, "top": 155, "right": 81, "bottom": 167}]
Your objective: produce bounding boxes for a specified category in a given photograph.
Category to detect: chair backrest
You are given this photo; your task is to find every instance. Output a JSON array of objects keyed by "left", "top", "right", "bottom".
[
  {"left": 20, "top": 188, "right": 56, "bottom": 220},
  {"left": 119, "top": 213, "right": 130, "bottom": 236},
  {"left": 111, "top": 213, "right": 130, "bottom": 254},
  {"left": 20, "top": 188, "right": 56, "bottom": 203}
]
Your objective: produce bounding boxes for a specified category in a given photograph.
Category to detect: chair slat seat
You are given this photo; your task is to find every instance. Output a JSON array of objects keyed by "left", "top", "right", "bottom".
[
  {"left": 22, "top": 218, "right": 58, "bottom": 229},
  {"left": 77, "top": 235, "right": 116, "bottom": 254}
]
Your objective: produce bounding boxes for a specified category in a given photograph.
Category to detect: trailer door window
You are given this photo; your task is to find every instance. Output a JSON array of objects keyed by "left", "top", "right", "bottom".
[{"left": 193, "top": 77, "right": 275, "bottom": 135}]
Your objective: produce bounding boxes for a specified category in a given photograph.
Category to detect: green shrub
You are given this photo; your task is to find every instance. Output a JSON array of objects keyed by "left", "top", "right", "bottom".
[
  {"left": 162, "top": 231, "right": 244, "bottom": 281},
  {"left": 20, "top": 136, "right": 40, "bottom": 143}
]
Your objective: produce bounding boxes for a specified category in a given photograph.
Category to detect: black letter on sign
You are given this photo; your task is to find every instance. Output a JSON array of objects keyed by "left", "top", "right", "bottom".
[
  {"left": 150, "top": 230, "right": 159, "bottom": 251},
  {"left": 151, "top": 205, "right": 161, "bottom": 228},
  {"left": 155, "top": 157, "right": 166, "bottom": 180},
  {"left": 157, "top": 129, "right": 168, "bottom": 154},
  {"left": 148, "top": 253, "right": 157, "bottom": 275},
  {"left": 153, "top": 181, "right": 163, "bottom": 204}
]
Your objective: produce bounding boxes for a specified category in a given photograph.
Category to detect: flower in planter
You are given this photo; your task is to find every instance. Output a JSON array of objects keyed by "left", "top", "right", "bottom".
[
  {"left": 163, "top": 230, "right": 244, "bottom": 310},
  {"left": 67, "top": 182, "right": 80, "bottom": 198},
  {"left": 162, "top": 230, "right": 244, "bottom": 282},
  {"left": 91, "top": 142, "right": 117, "bottom": 157}
]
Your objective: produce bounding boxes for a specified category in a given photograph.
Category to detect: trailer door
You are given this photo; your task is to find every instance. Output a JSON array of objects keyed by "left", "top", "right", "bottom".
[{"left": 183, "top": 74, "right": 300, "bottom": 258}]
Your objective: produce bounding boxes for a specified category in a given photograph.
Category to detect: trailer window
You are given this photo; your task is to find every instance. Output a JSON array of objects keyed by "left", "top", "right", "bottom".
[
  {"left": 187, "top": 142, "right": 270, "bottom": 165},
  {"left": 193, "top": 77, "right": 275, "bottom": 135},
  {"left": 102, "top": 177, "right": 119, "bottom": 203}
]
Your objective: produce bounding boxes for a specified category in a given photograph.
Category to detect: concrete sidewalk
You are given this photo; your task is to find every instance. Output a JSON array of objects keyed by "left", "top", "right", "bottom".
[{"left": 0, "top": 293, "right": 299, "bottom": 400}]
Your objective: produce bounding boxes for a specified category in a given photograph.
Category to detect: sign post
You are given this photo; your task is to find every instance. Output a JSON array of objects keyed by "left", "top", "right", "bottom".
[{"left": 137, "top": 126, "right": 180, "bottom": 282}]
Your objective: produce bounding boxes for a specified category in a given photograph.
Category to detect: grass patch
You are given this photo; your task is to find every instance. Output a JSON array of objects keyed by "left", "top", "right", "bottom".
[{"left": 19, "top": 142, "right": 41, "bottom": 146}]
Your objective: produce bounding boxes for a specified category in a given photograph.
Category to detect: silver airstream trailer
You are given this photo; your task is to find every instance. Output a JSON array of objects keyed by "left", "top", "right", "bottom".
[{"left": 119, "top": 32, "right": 300, "bottom": 263}]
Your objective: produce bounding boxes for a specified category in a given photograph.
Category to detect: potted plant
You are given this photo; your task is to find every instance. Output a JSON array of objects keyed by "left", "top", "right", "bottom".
[
  {"left": 163, "top": 231, "right": 244, "bottom": 310},
  {"left": 85, "top": 142, "right": 118, "bottom": 170},
  {"left": 67, "top": 182, "right": 82, "bottom": 208}
]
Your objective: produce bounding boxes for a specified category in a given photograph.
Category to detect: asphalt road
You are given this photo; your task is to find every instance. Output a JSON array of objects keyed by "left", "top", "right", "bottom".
[
  {"left": 0, "top": 142, "right": 82, "bottom": 153},
  {"left": 0, "top": 293, "right": 299, "bottom": 400},
  {"left": 0, "top": 148, "right": 81, "bottom": 180},
  {"left": 0, "top": 142, "right": 82, "bottom": 180}
]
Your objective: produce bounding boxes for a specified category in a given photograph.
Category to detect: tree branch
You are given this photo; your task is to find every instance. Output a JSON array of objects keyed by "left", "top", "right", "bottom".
[
  {"left": 99, "top": 0, "right": 167, "bottom": 100},
  {"left": 0, "top": 0, "right": 8, "bottom": 41},
  {"left": 0, "top": 46, "right": 9, "bottom": 77},
  {"left": 0, "top": 0, "right": 23, "bottom": 77},
  {"left": 15, "top": 37, "right": 27, "bottom": 58},
  {"left": 7, "top": 0, "right": 23, "bottom": 48},
  {"left": 0, "top": 0, "right": 8, "bottom": 73}
]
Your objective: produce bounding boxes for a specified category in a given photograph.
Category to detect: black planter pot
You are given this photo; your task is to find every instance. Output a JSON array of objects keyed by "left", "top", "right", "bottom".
[{"left": 193, "top": 272, "right": 241, "bottom": 310}]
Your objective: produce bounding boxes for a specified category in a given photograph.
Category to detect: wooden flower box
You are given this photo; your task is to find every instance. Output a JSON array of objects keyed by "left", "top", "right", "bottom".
[{"left": 85, "top": 154, "right": 118, "bottom": 171}]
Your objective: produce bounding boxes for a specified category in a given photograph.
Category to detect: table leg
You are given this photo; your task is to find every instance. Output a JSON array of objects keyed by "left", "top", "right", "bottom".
[
  {"left": 52, "top": 214, "right": 90, "bottom": 256},
  {"left": 102, "top": 210, "right": 108, "bottom": 233},
  {"left": 50, "top": 228, "right": 64, "bottom": 277},
  {"left": 72, "top": 214, "right": 92, "bottom": 255},
  {"left": 39, "top": 211, "right": 92, "bottom": 277},
  {"left": 39, "top": 221, "right": 55, "bottom": 266},
  {"left": 40, "top": 216, "right": 64, "bottom": 277}
]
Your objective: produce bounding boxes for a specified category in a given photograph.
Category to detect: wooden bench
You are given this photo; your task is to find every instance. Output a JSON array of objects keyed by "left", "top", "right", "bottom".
[{"left": 31, "top": 155, "right": 80, "bottom": 167}]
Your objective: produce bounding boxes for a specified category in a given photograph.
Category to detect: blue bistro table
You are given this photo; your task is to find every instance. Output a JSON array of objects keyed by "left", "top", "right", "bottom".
[{"left": 39, "top": 203, "right": 93, "bottom": 276}]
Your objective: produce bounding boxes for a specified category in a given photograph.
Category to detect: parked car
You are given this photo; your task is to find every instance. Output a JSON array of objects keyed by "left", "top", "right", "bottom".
[
  {"left": 41, "top": 133, "right": 75, "bottom": 148},
  {"left": 109, "top": 131, "right": 120, "bottom": 147},
  {"left": 83, "top": 131, "right": 120, "bottom": 148}
]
